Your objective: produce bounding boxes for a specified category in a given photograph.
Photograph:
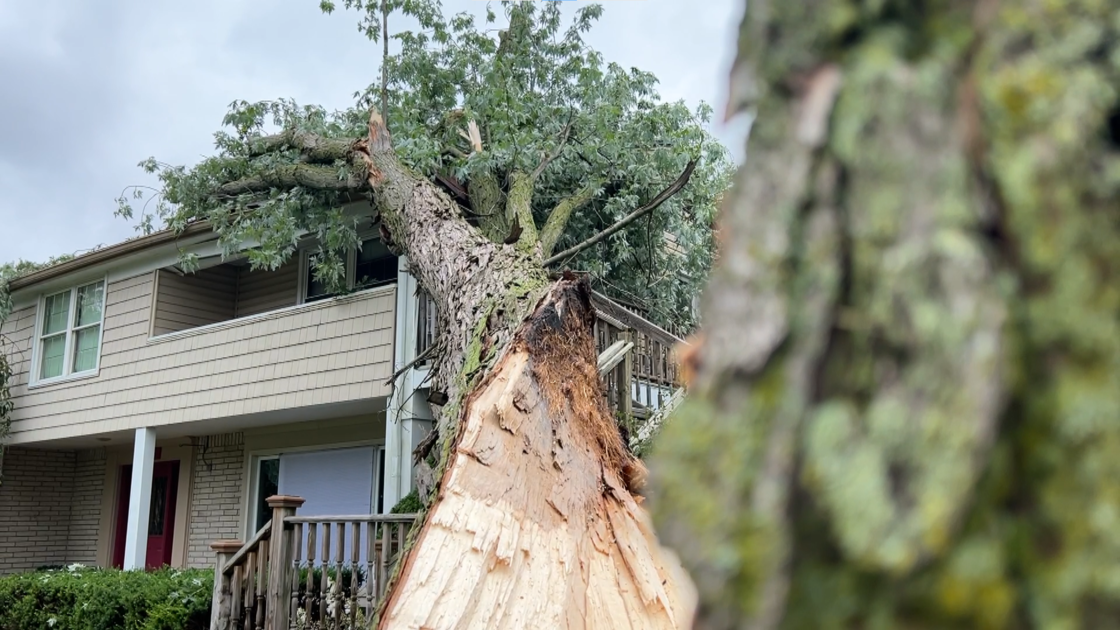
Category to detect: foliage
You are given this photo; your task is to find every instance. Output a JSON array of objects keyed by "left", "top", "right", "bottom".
[
  {"left": 650, "top": 0, "right": 1120, "bottom": 628},
  {"left": 389, "top": 489, "right": 421, "bottom": 514},
  {"left": 0, "top": 565, "right": 212, "bottom": 630},
  {"left": 116, "top": 0, "right": 731, "bottom": 332},
  {"left": 294, "top": 565, "right": 365, "bottom": 591}
]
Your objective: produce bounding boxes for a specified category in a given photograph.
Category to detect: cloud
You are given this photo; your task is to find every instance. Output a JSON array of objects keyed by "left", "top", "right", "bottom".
[{"left": 0, "top": 0, "right": 743, "bottom": 264}]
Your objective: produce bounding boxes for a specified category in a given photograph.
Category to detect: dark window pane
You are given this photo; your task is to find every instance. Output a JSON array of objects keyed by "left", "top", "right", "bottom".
[
  {"left": 148, "top": 481, "right": 167, "bottom": 535},
  {"left": 305, "top": 254, "right": 331, "bottom": 302},
  {"left": 255, "top": 458, "right": 280, "bottom": 532},
  {"left": 355, "top": 239, "right": 397, "bottom": 289},
  {"left": 375, "top": 449, "right": 385, "bottom": 514}
]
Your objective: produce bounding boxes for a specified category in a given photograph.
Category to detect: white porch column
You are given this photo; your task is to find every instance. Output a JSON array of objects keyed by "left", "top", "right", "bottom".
[
  {"left": 122, "top": 427, "right": 157, "bottom": 570},
  {"left": 384, "top": 255, "right": 415, "bottom": 512}
]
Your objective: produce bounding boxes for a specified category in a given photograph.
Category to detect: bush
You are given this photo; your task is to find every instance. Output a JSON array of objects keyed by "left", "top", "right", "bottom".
[
  {"left": 389, "top": 489, "right": 421, "bottom": 514},
  {"left": 0, "top": 565, "right": 212, "bottom": 630}
]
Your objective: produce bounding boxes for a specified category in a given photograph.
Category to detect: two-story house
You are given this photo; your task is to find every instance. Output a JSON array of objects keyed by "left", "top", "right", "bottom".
[
  {"left": 0, "top": 216, "right": 682, "bottom": 575},
  {"left": 0, "top": 217, "right": 436, "bottom": 573}
]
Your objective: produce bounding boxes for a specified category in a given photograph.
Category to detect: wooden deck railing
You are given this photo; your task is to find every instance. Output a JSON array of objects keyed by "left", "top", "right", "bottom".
[
  {"left": 591, "top": 292, "right": 682, "bottom": 418},
  {"left": 210, "top": 496, "right": 417, "bottom": 630},
  {"left": 414, "top": 287, "right": 683, "bottom": 417}
]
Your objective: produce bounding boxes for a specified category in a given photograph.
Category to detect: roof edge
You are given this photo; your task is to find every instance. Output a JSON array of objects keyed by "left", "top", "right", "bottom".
[{"left": 8, "top": 222, "right": 214, "bottom": 292}]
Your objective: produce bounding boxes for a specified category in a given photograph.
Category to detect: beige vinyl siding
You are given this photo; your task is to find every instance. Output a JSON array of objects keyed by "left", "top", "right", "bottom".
[
  {"left": 235, "top": 260, "right": 298, "bottom": 318},
  {"left": 151, "top": 267, "right": 237, "bottom": 336},
  {"left": 2, "top": 273, "right": 396, "bottom": 445}
]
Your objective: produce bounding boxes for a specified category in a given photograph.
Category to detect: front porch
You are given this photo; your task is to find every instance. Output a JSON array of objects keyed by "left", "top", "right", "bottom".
[{"left": 0, "top": 409, "right": 400, "bottom": 576}]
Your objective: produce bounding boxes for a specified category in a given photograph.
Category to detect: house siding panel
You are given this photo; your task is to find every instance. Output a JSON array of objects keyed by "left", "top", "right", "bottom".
[
  {"left": 2, "top": 274, "right": 395, "bottom": 445},
  {"left": 0, "top": 448, "right": 76, "bottom": 574},
  {"left": 151, "top": 267, "right": 237, "bottom": 336},
  {"left": 235, "top": 260, "right": 298, "bottom": 318}
]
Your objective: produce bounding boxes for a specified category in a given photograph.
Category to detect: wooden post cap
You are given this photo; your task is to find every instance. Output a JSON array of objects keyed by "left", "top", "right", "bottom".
[
  {"left": 210, "top": 540, "right": 243, "bottom": 553},
  {"left": 266, "top": 495, "right": 307, "bottom": 509}
]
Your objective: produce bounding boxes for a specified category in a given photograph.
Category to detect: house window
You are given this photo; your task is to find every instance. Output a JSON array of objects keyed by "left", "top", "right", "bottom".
[
  {"left": 37, "top": 280, "right": 105, "bottom": 381},
  {"left": 252, "top": 456, "right": 280, "bottom": 533},
  {"left": 248, "top": 445, "right": 387, "bottom": 536},
  {"left": 301, "top": 237, "right": 397, "bottom": 303},
  {"left": 303, "top": 252, "right": 333, "bottom": 303},
  {"left": 354, "top": 238, "right": 397, "bottom": 290}
]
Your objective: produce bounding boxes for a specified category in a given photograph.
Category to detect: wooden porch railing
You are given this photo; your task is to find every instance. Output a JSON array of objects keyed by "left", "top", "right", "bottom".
[{"left": 210, "top": 496, "right": 418, "bottom": 630}]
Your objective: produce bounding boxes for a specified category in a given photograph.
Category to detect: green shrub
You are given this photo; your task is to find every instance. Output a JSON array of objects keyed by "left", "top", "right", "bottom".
[
  {"left": 294, "top": 564, "right": 365, "bottom": 590},
  {"left": 0, "top": 565, "right": 212, "bottom": 630},
  {"left": 389, "top": 490, "right": 421, "bottom": 514}
]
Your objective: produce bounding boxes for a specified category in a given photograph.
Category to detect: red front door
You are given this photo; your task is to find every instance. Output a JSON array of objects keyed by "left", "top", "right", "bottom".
[{"left": 112, "top": 461, "right": 180, "bottom": 569}]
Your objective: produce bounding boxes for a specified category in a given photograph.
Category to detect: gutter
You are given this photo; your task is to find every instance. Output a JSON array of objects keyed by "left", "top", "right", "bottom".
[{"left": 8, "top": 221, "right": 214, "bottom": 292}]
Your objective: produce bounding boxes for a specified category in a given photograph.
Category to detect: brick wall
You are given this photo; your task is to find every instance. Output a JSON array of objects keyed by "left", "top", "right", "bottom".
[
  {"left": 0, "top": 448, "right": 76, "bottom": 573},
  {"left": 65, "top": 448, "right": 106, "bottom": 565},
  {"left": 185, "top": 433, "right": 245, "bottom": 568}
]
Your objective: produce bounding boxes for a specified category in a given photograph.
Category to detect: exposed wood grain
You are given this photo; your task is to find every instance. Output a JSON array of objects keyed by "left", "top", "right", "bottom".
[{"left": 379, "top": 277, "right": 695, "bottom": 629}]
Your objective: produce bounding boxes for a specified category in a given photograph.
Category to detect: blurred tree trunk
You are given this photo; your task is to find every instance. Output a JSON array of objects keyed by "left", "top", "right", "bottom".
[{"left": 649, "top": 1, "right": 1120, "bottom": 628}]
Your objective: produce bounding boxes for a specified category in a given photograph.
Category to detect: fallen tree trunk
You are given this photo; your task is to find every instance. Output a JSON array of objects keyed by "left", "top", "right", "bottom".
[
  {"left": 379, "top": 276, "right": 695, "bottom": 629},
  {"left": 345, "top": 111, "right": 695, "bottom": 628}
]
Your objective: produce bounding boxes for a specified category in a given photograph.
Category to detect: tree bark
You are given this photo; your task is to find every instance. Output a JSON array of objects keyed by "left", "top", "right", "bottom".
[
  {"left": 351, "top": 111, "right": 695, "bottom": 628},
  {"left": 539, "top": 182, "right": 599, "bottom": 257},
  {"left": 649, "top": 1, "right": 1120, "bottom": 628},
  {"left": 214, "top": 162, "right": 365, "bottom": 197}
]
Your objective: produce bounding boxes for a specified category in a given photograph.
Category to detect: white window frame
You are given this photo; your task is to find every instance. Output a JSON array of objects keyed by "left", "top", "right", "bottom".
[
  {"left": 243, "top": 441, "right": 387, "bottom": 539},
  {"left": 29, "top": 277, "right": 108, "bottom": 387},
  {"left": 296, "top": 232, "right": 394, "bottom": 305},
  {"left": 247, "top": 454, "right": 280, "bottom": 534}
]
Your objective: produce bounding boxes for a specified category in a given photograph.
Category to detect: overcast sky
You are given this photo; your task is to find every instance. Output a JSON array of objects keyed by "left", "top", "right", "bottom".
[{"left": 0, "top": 0, "right": 745, "bottom": 264}]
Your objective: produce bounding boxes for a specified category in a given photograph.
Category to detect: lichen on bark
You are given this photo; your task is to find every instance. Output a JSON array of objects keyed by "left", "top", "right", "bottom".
[{"left": 649, "top": 0, "right": 1120, "bottom": 628}]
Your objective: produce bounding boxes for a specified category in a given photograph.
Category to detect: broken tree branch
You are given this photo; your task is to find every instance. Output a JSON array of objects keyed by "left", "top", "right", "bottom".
[
  {"left": 459, "top": 120, "right": 483, "bottom": 154},
  {"left": 539, "top": 181, "right": 601, "bottom": 257},
  {"left": 504, "top": 171, "right": 539, "bottom": 251},
  {"left": 247, "top": 129, "right": 356, "bottom": 162},
  {"left": 543, "top": 159, "right": 697, "bottom": 267},
  {"left": 214, "top": 162, "right": 367, "bottom": 197},
  {"left": 384, "top": 345, "right": 437, "bottom": 387}
]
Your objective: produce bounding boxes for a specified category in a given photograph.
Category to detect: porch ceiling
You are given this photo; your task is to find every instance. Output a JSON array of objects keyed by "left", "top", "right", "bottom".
[{"left": 17, "top": 397, "right": 388, "bottom": 450}]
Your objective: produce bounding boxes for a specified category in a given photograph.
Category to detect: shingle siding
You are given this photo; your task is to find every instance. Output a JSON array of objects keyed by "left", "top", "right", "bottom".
[
  {"left": 2, "top": 275, "right": 395, "bottom": 445},
  {"left": 185, "top": 433, "right": 245, "bottom": 569}
]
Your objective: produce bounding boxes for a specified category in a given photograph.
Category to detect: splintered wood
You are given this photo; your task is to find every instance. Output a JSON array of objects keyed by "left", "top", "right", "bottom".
[{"left": 379, "top": 283, "right": 695, "bottom": 629}]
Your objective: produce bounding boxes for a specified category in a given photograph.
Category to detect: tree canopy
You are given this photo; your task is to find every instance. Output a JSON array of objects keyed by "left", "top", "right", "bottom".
[{"left": 116, "top": 0, "right": 732, "bottom": 332}]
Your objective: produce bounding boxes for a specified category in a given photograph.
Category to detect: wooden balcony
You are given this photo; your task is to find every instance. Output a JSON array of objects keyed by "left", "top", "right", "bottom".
[
  {"left": 414, "top": 289, "right": 683, "bottom": 421},
  {"left": 590, "top": 292, "right": 682, "bottom": 421}
]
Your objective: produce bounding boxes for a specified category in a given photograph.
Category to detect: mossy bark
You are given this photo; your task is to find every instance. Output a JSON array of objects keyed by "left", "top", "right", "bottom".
[
  {"left": 649, "top": 1, "right": 1120, "bottom": 629},
  {"left": 357, "top": 112, "right": 693, "bottom": 628}
]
